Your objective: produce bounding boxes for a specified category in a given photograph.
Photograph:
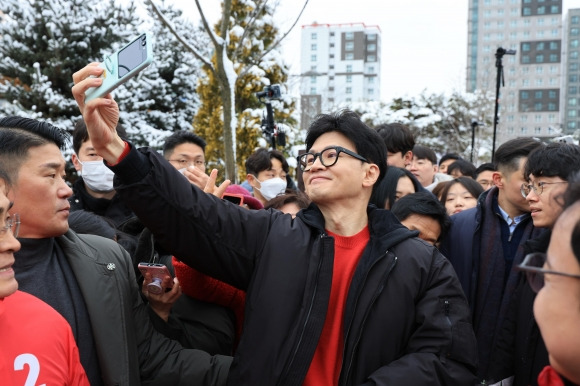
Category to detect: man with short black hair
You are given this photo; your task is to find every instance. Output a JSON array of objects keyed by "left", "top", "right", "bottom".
[
  {"left": 375, "top": 123, "right": 415, "bottom": 167},
  {"left": 72, "top": 61, "right": 478, "bottom": 385},
  {"left": 0, "top": 116, "right": 231, "bottom": 385},
  {"left": 70, "top": 119, "right": 133, "bottom": 226},
  {"left": 475, "top": 162, "right": 496, "bottom": 190},
  {"left": 438, "top": 153, "right": 461, "bottom": 174},
  {"left": 244, "top": 148, "right": 290, "bottom": 205},
  {"left": 390, "top": 191, "right": 451, "bottom": 245},
  {"left": 439, "top": 136, "right": 544, "bottom": 383},
  {"left": 409, "top": 145, "right": 452, "bottom": 190}
]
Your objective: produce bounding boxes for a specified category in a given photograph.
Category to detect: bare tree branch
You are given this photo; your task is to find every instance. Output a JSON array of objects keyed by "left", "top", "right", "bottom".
[
  {"left": 194, "top": 0, "right": 222, "bottom": 48},
  {"left": 238, "top": 0, "right": 309, "bottom": 79},
  {"left": 146, "top": 0, "right": 214, "bottom": 71}
]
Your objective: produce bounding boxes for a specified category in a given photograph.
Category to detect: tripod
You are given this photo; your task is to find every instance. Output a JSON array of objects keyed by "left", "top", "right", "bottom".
[{"left": 492, "top": 47, "right": 516, "bottom": 160}]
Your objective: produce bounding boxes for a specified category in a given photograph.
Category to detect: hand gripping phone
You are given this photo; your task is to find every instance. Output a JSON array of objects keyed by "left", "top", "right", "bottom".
[
  {"left": 85, "top": 33, "right": 153, "bottom": 102},
  {"left": 137, "top": 262, "right": 173, "bottom": 295}
]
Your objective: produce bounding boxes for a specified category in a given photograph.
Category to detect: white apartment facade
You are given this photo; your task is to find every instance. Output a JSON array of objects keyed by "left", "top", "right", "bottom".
[{"left": 300, "top": 22, "right": 381, "bottom": 130}]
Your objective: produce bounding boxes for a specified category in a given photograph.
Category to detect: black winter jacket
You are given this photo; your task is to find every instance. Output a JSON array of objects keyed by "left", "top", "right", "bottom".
[{"left": 111, "top": 145, "right": 478, "bottom": 386}]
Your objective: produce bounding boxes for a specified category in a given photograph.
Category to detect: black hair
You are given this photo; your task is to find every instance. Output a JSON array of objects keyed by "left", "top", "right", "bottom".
[
  {"left": 412, "top": 145, "right": 437, "bottom": 165},
  {"left": 374, "top": 123, "right": 415, "bottom": 154},
  {"left": 475, "top": 162, "right": 496, "bottom": 179},
  {"left": 447, "top": 159, "right": 477, "bottom": 178},
  {"left": 0, "top": 116, "right": 69, "bottom": 181},
  {"left": 439, "top": 177, "right": 485, "bottom": 206},
  {"left": 72, "top": 118, "right": 127, "bottom": 155},
  {"left": 264, "top": 189, "right": 311, "bottom": 211},
  {"left": 305, "top": 110, "right": 387, "bottom": 185},
  {"left": 0, "top": 161, "right": 11, "bottom": 187},
  {"left": 439, "top": 153, "right": 461, "bottom": 166},
  {"left": 370, "top": 167, "right": 422, "bottom": 209},
  {"left": 524, "top": 142, "right": 580, "bottom": 182},
  {"left": 162, "top": 130, "right": 207, "bottom": 157},
  {"left": 245, "top": 148, "right": 289, "bottom": 176},
  {"left": 493, "top": 137, "right": 543, "bottom": 174},
  {"left": 391, "top": 191, "right": 451, "bottom": 241}
]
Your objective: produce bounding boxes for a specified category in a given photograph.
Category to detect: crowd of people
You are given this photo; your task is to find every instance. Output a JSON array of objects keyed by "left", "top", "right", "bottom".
[{"left": 0, "top": 61, "right": 579, "bottom": 385}]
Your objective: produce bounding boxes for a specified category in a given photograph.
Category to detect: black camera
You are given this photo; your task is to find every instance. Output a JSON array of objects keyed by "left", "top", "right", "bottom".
[{"left": 256, "top": 84, "right": 282, "bottom": 100}]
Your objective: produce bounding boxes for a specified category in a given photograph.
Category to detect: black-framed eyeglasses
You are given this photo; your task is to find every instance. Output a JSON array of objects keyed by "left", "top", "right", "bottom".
[
  {"left": 297, "top": 146, "right": 368, "bottom": 172},
  {"left": 1, "top": 213, "right": 20, "bottom": 238},
  {"left": 516, "top": 252, "right": 580, "bottom": 293},
  {"left": 520, "top": 181, "right": 568, "bottom": 198},
  {"left": 168, "top": 158, "right": 206, "bottom": 169}
]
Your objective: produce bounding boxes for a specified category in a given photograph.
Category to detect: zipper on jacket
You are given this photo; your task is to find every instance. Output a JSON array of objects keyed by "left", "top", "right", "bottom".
[
  {"left": 444, "top": 299, "right": 451, "bottom": 326},
  {"left": 340, "top": 253, "right": 398, "bottom": 385},
  {"left": 278, "top": 234, "right": 326, "bottom": 385}
]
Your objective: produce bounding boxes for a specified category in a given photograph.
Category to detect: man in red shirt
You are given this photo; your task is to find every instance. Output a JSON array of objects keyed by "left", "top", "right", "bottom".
[
  {"left": 72, "top": 63, "right": 477, "bottom": 385},
  {"left": 0, "top": 168, "right": 89, "bottom": 385}
]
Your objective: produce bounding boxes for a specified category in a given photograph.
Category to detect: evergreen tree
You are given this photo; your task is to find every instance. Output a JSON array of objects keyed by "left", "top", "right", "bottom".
[
  {"left": 0, "top": 0, "right": 206, "bottom": 149},
  {"left": 193, "top": 0, "right": 298, "bottom": 183},
  {"left": 0, "top": 0, "right": 137, "bottom": 127}
]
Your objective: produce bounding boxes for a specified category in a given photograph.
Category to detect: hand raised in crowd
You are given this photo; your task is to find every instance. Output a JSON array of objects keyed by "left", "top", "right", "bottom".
[
  {"left": 71, "top": 63, "right": 125, "bottom": 163},
  {"left": 141, "top": 272, "right": 182, "bottom": 322}
]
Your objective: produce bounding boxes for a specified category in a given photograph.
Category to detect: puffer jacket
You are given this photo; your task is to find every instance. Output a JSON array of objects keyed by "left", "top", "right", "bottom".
[
  {"left": 57, "top": 230, "right": 232, "bottom": 385},
  {"left": 110, "top": 145, "right": 478, "bottom": 385}
]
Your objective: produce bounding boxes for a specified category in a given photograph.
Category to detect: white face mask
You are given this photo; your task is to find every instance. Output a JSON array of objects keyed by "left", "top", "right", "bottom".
[
  {"left": 255, "top": 177, "right": 286, "bottom": 201},
  {"left": 79, "top": 160, "right": 115, "bottom": 193}
]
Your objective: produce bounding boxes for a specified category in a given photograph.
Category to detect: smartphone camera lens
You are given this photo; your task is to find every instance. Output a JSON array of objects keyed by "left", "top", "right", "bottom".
[{"left": 141, "top": 37, "right": 147, "bottom": 46}]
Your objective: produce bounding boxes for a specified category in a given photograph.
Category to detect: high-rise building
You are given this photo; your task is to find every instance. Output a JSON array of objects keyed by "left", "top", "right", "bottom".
[
  {"left": 467, "top": 0, "right": 563, "bottom": 144},
  {"left": 562, "top": 8, "right": 580, "bottom": 134},
  {"left": 299, "top": 22, "right": 381, "bottom": 130}
]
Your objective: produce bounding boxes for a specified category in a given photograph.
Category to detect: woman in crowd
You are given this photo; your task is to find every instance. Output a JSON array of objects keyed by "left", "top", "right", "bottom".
[
  {"left": 439, "top": 176, "right": 484, "bottom": 216},
  {"left": 370, "top": 166, "right": 423, "bottom": 209}
]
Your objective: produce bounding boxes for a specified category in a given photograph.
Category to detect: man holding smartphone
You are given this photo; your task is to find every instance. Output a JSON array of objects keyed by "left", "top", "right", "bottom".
[{"left": 72, "top": 63, "right": 477, "bottom": 385}]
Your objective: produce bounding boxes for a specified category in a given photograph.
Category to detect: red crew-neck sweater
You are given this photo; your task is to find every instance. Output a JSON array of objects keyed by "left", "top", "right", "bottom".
[{"left": 303, "top": 225, "right": 370, "bottom": 386}]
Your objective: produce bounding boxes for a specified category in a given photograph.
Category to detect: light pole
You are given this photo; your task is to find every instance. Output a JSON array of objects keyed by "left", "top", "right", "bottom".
[{"left": 492, "top": 47, "right": 516, "bottom": 160}]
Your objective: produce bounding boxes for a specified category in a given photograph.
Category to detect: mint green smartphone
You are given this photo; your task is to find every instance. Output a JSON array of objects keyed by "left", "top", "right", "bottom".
[{"left": 85, "top": 32, "right": 153, "bottom": 102}]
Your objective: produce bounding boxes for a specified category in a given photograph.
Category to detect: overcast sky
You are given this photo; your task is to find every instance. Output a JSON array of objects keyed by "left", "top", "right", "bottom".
[{"left": 168, "top": 0, "right": 580, "bottom": 102}]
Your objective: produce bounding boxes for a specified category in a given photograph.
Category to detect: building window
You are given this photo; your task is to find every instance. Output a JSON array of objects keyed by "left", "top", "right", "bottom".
[
  {"left": 549, "top": 41, "right": 558, "bottom": 50},
  {"left": 345, "top": 53, "right": 354, "bottom": 60},
  {"left": 310, "top": 65, "right": 317, "bottom": 71},
  {"left": 536, "top": 42, "right": 545, "bottom": 50},
  {"left": 367, "top": 44, "right": 376, "bottom": 51},
  {"left": 310, "top": 87, "right": 316, "bottom": 94},
  {"left": 346, "top": 64, "right": 352, "bottom": 72},
  {"left": 367, "top": 34, "right": 377, "bottom": 41},
  {"left": 329, "top": 65, "right": 334, "bottom": 69},
  {"left": 571, "top": 74, "right": 579, "bottom": 82},
  {"left": 572, "top": 51, "right": 579, "bottom": 59},
  {"left": 568, "top": 121, "right": 577, "bottom": 129},
  {"left": 310, "top": 76, "right": 316, "bottom": 84},
  {"left": 521, "top": 91, "right": 529, "bottom": 99},
  {"left": 572, "top": 28, "right": 580, "bottom": 36},
  {"left": 345, "top": 32, "right": 354, "bottom": 40},
  {"left": 536, "top": 78, "right": 544, "bottom": 86},
  {"left": 548, "top": 103, "right": 557, "bottom": 111},
  {"left": 508, "top": 127, "right": 515, "bottom": 134},
  {"left": 311, "top": 44, "right": 317, "bottom": 51},
  {"left": 522, "top": 55, "right": 531, "bottom": 63},
  {"left": 569, "top": 110, "right": 577, "bottom": 117},
  {"left": 536, "top": 54, "right": 544, "bottom": 63},
  {"left": 573, "top": 16, "right": 580, "bottom": 24},
  {"left": 345, "top": 42, "right": 354, "bottom": 51},
  {"left": 548, "top": 90, "right": 557, "bottom": 99},
  {"left": 550, "top": 5, "right": 559, "bottom": 13},
  {"left": 571, "top": 40, "right": 579, "bottom": 48},
  {"left": 311, "top": 33, "right": 317, "bottom": 40},
  {"left": 535, "top": 127, "right": 542, "bottom": 134},
  {"left": 570, "top": 98, "right": 578, "bottom": 106},
  {"left": 571, "top": 63, "right": 579, "bottom": 71},
  {"left": 523, "top": 7, "right": 531, "bottom": 16},
  {"left": 346, "top": 87, "right": 352, "bottom": 94},
  {"left": 522, "top": 42, "right": 531, "bottom": 51},
  {"left": 368, "top": 88, "right": 374, "bottom": 95},
  {"left": 346, "top": 98, "right": 352, "bottom": 102},
  {"left": 537, "top": 6, "right": 545, "bottom": 15},
  {"left": 368, "top": 77, "right": 375, "bottom": 83},
  {"left": 535, "top": 114, "right": 542, "bottom": 123},
  {"left": 521, "top": 127, "right": 528, "bottom": 134},
  {"left": 570, "top": 86, "right": 578, "bottom": 95},
  {"left": 311, "top": 55, "right": 317, "bottom": 62},
  {"left": 549, "top": 54, "right": 558, "bottom": 62},
  {"left": 346, "top": 75, "right": 352, "bottom": 83},
  {"left": 535, "top": 91, "right": 543, "bottom": 99},
  {"left": 534, "top": 102, "right": 543, "bottom": 110},
  {"left": 536, "top": 66, "right": 543, "bottom": 74},
  {"left": 548, "top": 114, "right": 556, "bottom": 122},
  {"left": 367, "top": 55, "right": 376, "bottom": 62}
]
